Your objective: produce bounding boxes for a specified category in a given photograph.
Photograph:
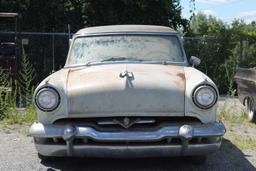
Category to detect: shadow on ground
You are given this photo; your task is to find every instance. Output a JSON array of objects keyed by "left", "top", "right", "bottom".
[{"left": 41, "top": 139, "right": 255, "bottom": 171}]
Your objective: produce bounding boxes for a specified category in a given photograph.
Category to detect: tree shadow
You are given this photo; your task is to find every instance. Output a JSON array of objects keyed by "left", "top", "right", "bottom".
[{"left": 41, "top": 138, "right": 255, "bottom": 171}]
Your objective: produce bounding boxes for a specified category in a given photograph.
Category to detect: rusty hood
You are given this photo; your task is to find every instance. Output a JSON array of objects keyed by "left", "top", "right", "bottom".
[{"left": 67, "top": 64, "right": 185, "bottom": 117}]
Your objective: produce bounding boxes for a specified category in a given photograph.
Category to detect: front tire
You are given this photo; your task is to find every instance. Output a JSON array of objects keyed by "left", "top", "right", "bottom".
[{"left": 245, "top": 98, "right": 256, "bottom": 123}]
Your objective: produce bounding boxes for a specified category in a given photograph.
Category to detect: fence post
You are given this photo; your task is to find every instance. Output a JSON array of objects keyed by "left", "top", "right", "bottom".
[{"left": 52, "top": 28, "right": 55, "bottom": 73}]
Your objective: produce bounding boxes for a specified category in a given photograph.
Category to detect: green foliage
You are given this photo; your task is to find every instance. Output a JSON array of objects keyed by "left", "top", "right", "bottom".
[
  {"left": 224, "top": 55, "right": 238, "bottom": 96},
  {"left": 1, "top": 0, "right": 189, "bottom": 32},
  {"left": 0, "top": 80, "right": 36, "bottom": 126},
  {"left": 1, "top": 106, "right": 36, "bottom": 126},
  {"left": 0, "top": 70, "right": 11, "bottom": 118},
  {"left": 231, "top": 20, "right": 256, "bottom": 68},
  {"left": 0, "top": 48, "right": 36, "bottom": 125},
  {"left": 185, "top": 13, "right": 256, "bottom": 94},
  {"left": 18, "top": 47, "right": 36, "bottom": 104},
  {"left": 81, "top": 0, "right": 187, "bottom": 30}
]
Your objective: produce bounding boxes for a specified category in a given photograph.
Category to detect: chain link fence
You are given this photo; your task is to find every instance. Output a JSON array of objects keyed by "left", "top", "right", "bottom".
[{"left": 0, "top": 32, "right": 70, "bottom": 83}]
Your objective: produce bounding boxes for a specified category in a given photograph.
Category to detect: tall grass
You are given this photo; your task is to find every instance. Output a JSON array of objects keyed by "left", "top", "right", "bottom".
[
  {"left": 0, "top": 47, "right": 36, "bottom": 126},
  {"left": 1, "top": 106, "right": 36, "bottom": 126}
]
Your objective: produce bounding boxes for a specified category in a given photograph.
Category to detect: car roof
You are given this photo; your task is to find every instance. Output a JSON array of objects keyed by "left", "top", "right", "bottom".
[{"left": 76, "top": 25, "right": 177, "bottom": 35}]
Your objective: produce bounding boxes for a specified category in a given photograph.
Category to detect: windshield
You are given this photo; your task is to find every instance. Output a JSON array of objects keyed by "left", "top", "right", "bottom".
[{"left": 67, "top": 35, "right": 184, "bottom": 66}]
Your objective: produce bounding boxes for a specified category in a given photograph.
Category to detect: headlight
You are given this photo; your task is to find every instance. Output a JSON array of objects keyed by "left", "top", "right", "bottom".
[
  {"left": 193, "top": 85, "right": 217, "bottom": 109},
  {"left": 35, "top": 87, "right": 60, "bottom": 112}
]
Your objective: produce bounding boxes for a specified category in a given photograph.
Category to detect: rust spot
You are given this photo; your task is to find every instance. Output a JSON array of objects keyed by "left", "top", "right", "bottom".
[
  {"left": 175, "top": 72, "right": 185, "bottom": 88},
  {"left": 176, "top": 73, "right": 185, "bottom": 81}
]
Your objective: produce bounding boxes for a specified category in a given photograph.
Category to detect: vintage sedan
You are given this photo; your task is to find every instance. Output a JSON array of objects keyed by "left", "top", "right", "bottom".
[{"left": 30, "top": 25, "right": 225, "bottom": 163}]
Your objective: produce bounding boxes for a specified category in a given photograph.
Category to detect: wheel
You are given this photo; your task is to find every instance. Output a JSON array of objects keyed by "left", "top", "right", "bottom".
[
  {"left": 245, "top": 98, "right": 256, "bottom": 123},
  {"left": 189, "top": 155, "right": 207, "bottom": 165}
]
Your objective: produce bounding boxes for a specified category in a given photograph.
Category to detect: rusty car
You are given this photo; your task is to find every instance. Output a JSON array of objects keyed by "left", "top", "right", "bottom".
[
  {"left": 30, "top": 25, "right": 225, "bottom": 163},
  {"left": 235, "top": 67, "right": 256, "bottom": 123}
]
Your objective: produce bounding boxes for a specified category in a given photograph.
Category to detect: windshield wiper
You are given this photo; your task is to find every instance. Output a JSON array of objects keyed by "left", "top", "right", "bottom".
[
  {"left": 85, "top": 57, "right": 134, "bottom": 66},
  {"left": 101, "top": 56, "right": 144, "bottom": 62},
  {"left": 85, "top": 61, "right": 100, "bottom": 66},
  {"left": 85, "top": 57, "right": 153, "bottom": 66}
]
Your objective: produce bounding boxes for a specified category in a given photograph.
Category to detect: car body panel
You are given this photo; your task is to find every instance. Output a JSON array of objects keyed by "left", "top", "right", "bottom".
[
  {"left": 184, "top": 67, "right": 218, "bottom": 123},
  {"left": 67, "top": 64, "right": 185, "bottom": 117},
  {"left": 75, "top": 25, "right": 177, "bottom": 35}
]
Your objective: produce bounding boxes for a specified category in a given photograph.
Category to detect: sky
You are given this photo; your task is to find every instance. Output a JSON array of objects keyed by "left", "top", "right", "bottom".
[{"left": 180, "top": 0, "right": 256, "bottom": 23}]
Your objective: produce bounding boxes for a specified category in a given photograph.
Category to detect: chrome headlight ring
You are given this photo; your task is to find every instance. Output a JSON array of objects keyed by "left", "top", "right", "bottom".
[
  {"left": 192, "top": 85, "right": 218, "bottom": 109},
  {"left": 35, "top": 87, "right": 60, "bottom": 112}
]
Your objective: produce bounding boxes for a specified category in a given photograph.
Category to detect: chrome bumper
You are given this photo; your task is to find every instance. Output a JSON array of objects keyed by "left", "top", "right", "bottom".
[{"left": 30, "top": 121, "right": 225, "bottom": 158}]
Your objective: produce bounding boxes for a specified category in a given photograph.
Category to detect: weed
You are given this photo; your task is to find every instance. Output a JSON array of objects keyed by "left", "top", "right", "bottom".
[
  {"left": 0, "top": 47, "right": 36, "bottom": 126},
  {"left": 1, "top": 106, "right": 36, "bottom": 125}
]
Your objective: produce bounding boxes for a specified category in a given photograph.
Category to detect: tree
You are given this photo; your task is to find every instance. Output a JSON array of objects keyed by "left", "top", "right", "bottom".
[
  {"left": 0, "top": 0, "right": 188, "bottom": 32},
  {"left": 184, "top": 13, "right": 234, "bottom": 93},
  {"left": 231, "top": 20, "right": 256, "bottom": 67},
  {"left": 81, "top": 0, "right": 187, "bottom": 30},
  {"left": 185, "top": 13, "right": 256, "bottom": 94}
]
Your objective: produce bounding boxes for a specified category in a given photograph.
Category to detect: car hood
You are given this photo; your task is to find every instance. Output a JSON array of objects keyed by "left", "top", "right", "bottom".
[{"left": 66, "top": 64, "right": 185, "bottom": 116}]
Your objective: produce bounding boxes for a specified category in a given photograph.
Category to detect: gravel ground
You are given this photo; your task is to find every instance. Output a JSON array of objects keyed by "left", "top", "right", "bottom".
[{"left": 0, "top": 98, "right": 256, "bottom": 171}]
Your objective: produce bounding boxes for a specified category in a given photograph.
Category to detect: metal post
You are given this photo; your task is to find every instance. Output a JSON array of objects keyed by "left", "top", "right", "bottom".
[
  {"left": 14, "top": 15, "right": 18, "bottom": 77},
  {"left": 52, "top": 28, "right": 55, "bottom": 73}
]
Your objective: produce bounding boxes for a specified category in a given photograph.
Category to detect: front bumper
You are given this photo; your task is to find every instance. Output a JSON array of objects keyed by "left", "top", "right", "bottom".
[{"left": 30, "top": 121, "right": 225, "bottom": 158}]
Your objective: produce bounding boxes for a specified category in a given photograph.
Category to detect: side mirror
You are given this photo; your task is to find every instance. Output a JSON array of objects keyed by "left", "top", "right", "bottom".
[{"left": 190, "top": 56, "right": 201, "bottom": 67}]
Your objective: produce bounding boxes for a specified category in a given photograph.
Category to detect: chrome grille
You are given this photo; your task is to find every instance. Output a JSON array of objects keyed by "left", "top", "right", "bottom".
[{"left": 53, "top": 117, "right": 201, "bottom": 131}]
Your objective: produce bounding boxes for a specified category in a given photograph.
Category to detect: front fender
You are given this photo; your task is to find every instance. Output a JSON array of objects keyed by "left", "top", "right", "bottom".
[
  {"left": 184, "top": 67, "right": 219, "bottom": 123},
  {"left": 34, "top": 69, "right": 70, "bottom": 124}
]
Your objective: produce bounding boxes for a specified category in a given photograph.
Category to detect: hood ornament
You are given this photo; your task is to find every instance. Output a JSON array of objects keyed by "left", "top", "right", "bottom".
[
  {"left": 119, "top": 70, "right": 133, "bottom": 78},
  {"left": 113, "top": 117, "right": 139, "bottom": 129}
]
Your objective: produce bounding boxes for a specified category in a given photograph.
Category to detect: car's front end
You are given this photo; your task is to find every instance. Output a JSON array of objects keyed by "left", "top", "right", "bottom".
[{"left": 30, "top": 25, "right": 225, "bottom": 160}]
